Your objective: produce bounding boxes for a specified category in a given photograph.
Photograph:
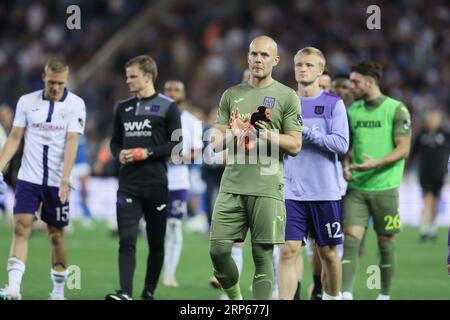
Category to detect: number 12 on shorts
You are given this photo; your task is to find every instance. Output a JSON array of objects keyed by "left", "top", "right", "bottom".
[
  {"left": 325, "top": 222, "right": 342, "bottom": 239},
  {"left": 56, "top": 205, "right": 69, "bottom": 222}
]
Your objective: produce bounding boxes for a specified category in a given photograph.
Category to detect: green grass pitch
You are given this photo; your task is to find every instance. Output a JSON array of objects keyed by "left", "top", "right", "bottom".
[{"left": 0, "top": 218, "right": 449, "bottom": 300}]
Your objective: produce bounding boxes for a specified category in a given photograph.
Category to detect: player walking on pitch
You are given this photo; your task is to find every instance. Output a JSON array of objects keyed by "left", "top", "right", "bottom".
[{"left": 0, "top": 57, "right": 86, "bottom": 300}]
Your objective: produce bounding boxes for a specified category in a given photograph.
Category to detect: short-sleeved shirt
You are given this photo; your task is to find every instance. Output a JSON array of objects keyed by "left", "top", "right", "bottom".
[
  {"left": 13, "top": 89, "right": 86, "bottom": 187},
  {"left": 216, "top": 80, "right": 302, "bottom": 201}
]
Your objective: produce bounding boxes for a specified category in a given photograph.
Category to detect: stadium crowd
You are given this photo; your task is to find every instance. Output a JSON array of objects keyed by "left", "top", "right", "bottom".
[
  {"left": 0, "top": 0, "right": 449, "bottom": 301},
  {"left": 1, "top": 0, "right": 450, "bottom": 165}
]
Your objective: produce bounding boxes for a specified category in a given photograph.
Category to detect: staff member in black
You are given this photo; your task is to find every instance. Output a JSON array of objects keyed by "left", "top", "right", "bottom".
[
  {"left": 411, "top": 109, "right": 450, "bottom": 242},
  {"left": 106, "top": 55, "right": 181, "bottom": 300}
]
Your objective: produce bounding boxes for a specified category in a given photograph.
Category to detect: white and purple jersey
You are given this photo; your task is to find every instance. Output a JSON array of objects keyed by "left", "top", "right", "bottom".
[
  {"left": 168, "top": 110, "right": 203, "bottom": 191},
  {"left": 13, "top": 89, "right": 86, "bottom": 187},
  {"left": 284, "top": 90, "right": 349, "bottom": 201}
]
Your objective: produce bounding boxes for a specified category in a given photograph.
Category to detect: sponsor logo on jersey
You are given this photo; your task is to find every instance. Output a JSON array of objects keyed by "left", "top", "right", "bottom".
[
  {"left": 314, "top": 105, "right": 324, "bottom": 115},
  {"left": 124, "top": 119, "right": 152, "bottom": 137},
  {"left": 233, "top": 98, "right": 244, "bottom": 104},
  {"left": 354, "top": 120, "right": 382, "bottom": 129},
  {"left": 238, "top": 113, "right": 251, "bottom": 122},
  {"left": 263, "top": 97, "right": 276, "bottom": 109},
  {"left": 31, "top": 123, "right": 65, "bottom": 132}
]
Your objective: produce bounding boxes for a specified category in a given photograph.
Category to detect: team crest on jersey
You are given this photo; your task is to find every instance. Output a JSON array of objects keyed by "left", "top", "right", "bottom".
[
  {"left": 314, "top": 106, "right": 324, "bottom": 115},
  {"left": 58, "top": 111, "right": 67, "bottom": 120},
  {"left": 151, "top": 105, "right": 160, "bottom": 112},
  {"left": 262, "top": 97, "right": 276, "bottom": 109}
]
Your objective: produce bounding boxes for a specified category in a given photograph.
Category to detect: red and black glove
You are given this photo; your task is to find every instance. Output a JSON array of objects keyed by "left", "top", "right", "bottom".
[
  {"left": 131, "top": 148, "right": 148, "bottom": 162},
  {"left": 237, "top": 125, "right": 257, "bottom": 151}
]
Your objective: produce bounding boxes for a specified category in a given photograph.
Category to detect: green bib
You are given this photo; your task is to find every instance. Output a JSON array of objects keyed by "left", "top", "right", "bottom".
[{"left": 348, "top": 97, "right": 404, "bottom": 191}]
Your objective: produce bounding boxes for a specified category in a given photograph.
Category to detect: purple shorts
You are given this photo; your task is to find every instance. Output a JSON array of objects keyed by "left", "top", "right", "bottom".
[
  {"left": 285, "top": 199, "right": 343, "bottom": 246},
  {"left": 14, "top": 179, "right": 69, "bottom": 228},
  {"left": 167, "top": 189, "right": 188, "bottom": 219},
  {"left": 447, "top": 228, "right": 450, "bottom": 265}
]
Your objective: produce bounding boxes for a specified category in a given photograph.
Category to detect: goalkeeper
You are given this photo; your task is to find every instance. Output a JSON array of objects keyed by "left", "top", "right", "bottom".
[{"left": 209, "top": 36, "right": 302, "bottom": 300}]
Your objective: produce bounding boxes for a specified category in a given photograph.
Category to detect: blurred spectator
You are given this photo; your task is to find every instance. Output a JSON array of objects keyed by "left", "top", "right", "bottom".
[{"left": 411, "top": 109, "right": 450, "bottom": 241}]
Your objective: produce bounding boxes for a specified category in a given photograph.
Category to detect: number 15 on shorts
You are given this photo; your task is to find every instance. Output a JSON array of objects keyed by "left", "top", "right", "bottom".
[{"left": 56, "top": 205, "right": 69, "bottom": 222}]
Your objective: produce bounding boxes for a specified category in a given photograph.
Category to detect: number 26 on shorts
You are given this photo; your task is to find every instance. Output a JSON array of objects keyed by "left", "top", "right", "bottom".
[{"left": 384, "top": 214, "right": 400, "bottom": 231}]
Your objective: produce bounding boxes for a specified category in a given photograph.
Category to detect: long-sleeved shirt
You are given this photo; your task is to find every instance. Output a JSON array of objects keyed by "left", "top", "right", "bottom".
[
  {"left": 110, "top": 92, "right": 181, "bottom": 189},
  {"left": 285, "top": 90, "right": 349, "bottom": 201}
]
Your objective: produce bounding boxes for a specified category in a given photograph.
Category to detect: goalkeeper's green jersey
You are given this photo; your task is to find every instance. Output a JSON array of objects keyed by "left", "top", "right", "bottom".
[
  {"left": 347, "top": 95, "right": 411, "bottom": 191},
  {"left": 215, "top": 80, "right": 302, "bottom": 201}
]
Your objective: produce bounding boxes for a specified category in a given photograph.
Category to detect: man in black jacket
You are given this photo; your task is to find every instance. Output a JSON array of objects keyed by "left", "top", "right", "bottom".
[
  {"left": 411, "top": 109, "right": 450, "bottom": 242},
  {"left": 106, "top": 55, "right": 181, "bottom": 300}
]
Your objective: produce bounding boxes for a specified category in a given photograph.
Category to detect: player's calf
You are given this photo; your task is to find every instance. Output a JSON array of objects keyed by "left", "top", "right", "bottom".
[
  {"left": 278, "top": 241, "right": 301, "bottom": 300},
  {"left": 11, "top": 214, "right": 34, "bottom": 262},
  {"left": 317, "top": 245, "right": 342, "bottom": 299}
]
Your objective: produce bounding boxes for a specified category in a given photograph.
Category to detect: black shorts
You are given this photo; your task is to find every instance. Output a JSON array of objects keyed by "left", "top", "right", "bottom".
[
  {"left": 116, "top": 184, "right": 169, "bottom": 230},
  {"left": 419, "top": 174, "right": 444, "bottom": 197}
]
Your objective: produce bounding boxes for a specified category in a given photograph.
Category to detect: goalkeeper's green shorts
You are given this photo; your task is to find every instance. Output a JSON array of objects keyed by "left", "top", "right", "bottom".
[{"left": 210, "top": 192, "right": 286, "bottom": 244}]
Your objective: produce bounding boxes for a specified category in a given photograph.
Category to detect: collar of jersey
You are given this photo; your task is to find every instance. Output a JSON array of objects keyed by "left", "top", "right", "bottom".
[
  {"left": 42, "top": 88, "right": 69, "bottom": 102},
  {"left": 136, "top": 92, "right": 158, "bottom": 101},
  {"left": 364, "top": 94, "right": 386, "bottom": 109}
]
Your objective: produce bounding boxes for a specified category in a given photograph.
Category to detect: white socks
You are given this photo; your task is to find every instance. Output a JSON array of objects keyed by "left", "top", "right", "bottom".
[
  {"left": 7, "top": 257, "right": 25, "bottom": 293},
  {"left": 429, "top": 222, "right": 437, "bottom": 236},
  {"left": 272, "top": 245, "right": 280, "bottom": 292},
  {"left": 7, "top": 257, "right": 68, "bottom": 299},
  {"left": 50, "top": 269, "right": 68, "bottom": 299},
  {"left": 51, "top": 268, "right": 68, "bottom": 298},
  {"left": 376, "top": 294, "right": 390, "bottom": 300},
  {"left": 322, "top": 291, "right": 342, "bottom": 300},
  {"left": 164, "top": 218, "right": 183, "bottom": 276},
  {"left": 231, "top": 246, "right": 243, "bottom": 276}
]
